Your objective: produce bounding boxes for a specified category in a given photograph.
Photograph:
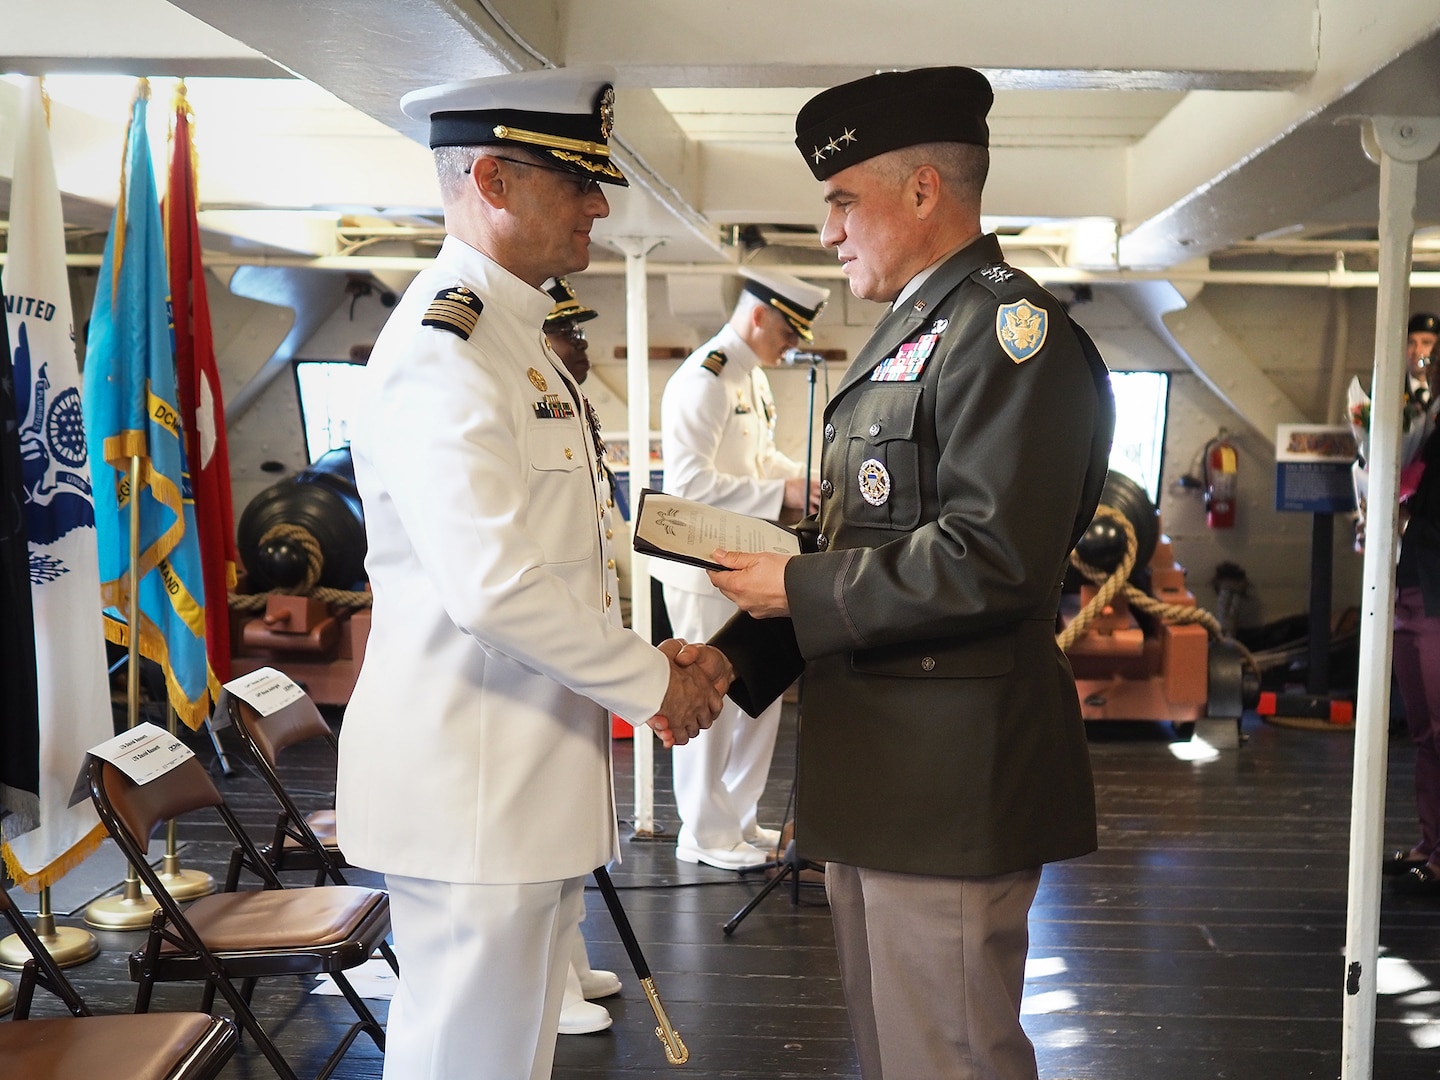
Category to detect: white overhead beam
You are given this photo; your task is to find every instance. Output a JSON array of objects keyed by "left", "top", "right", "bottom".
[
  {"left": 1121, "top": 2, "right": 1440, "bottom": 267},
  {"left": 1119, "top": 281, "right": 1308, "bottom": 440},
  {"left": 0, "top": 0, "right": 284, "bottom": 78},
  {"left": 558, "top": 0, "right": 1318, "bottom": 89}
]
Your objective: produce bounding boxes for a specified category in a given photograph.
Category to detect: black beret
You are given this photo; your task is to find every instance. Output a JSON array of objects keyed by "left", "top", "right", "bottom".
[
  {"left": 795, "top": 67, "right": 993, "bottom": 181},
  {"left": 1410, "top": 312, "right": 1440, "bottom": 336}
]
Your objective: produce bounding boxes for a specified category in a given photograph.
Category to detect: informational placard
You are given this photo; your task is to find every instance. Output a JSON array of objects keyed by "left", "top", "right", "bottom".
[
  {"left": 89, "top": 721, "right": 194, "bottom": 786},
  {"left": 1274, "top": 424, "right": 1358, "bottom": 513},
  {"left": 224, "top": 666, "right": 305, "bottom": 717}
]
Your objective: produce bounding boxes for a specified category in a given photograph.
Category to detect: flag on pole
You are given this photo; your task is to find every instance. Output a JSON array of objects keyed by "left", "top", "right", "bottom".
[
  {"left": 2, "top": 77, "right": 114, "bottom": 889},
  {"left": 84, "top": 78, "right": 217, "bottom": 731},
  {"left": 167, "top": 81, "right": 236, "bottom": 683},
  {"left": 0, "top": 273, "right": 42, "bottom": 845}
]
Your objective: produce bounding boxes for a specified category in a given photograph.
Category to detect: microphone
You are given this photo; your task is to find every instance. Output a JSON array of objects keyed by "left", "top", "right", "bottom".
[{"left": 782, "top": 348, "right": 826, "bottom": 364}]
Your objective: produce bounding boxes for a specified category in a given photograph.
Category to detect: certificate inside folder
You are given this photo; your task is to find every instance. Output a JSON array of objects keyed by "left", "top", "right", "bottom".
[{"left": 633, "top": 490, "right": 801, "bottom": 571}]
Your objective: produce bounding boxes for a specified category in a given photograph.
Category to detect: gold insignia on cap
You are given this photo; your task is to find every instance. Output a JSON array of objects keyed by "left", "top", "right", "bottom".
[
  {"left": 421, "top": 286, "right": 483, "bottom": 339},
  {"left": 598, "top": 85, "right": 616, "bottom": 139},
  {"left": 492, "top": 125, "right": 611, "bottom": 158},
  {"left": 996, "top": 299, "right": 1048, "bottom": 364},
  {"left": 548, "top": 149, "right": 626, "bottom": 180},
  {"left": 700, "top": 349, "right": 728, "bottom": 376},
  {"left": 528, "top": 367, "right": 549, "bottom": 392}
]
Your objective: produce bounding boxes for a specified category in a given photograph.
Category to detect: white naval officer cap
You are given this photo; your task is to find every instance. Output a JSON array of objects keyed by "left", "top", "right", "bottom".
[
  {"left": 738, "top": 266, "right": 830, "bottom": 342},
  {"left": 401, "top": 66, "right": 627, "bottom": 187}
]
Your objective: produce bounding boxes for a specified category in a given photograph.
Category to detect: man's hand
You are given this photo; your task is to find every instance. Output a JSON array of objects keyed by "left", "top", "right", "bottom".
[
  {"left": 647, "top": 639, "right": 724, "bottom": 747},
  {"left": 707, "top": 549, "right": 793, "bottom": 618},
  {"left": 672, "top": 641, "right": 735, "bottom": 697},
  {"left": 783, "top": 477, "right": 821, "bottom": 516}
]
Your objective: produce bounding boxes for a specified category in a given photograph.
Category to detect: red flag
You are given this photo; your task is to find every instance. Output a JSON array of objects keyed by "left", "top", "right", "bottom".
[{"left": 166, "top": 83, "right": 236, "bottom": 681}]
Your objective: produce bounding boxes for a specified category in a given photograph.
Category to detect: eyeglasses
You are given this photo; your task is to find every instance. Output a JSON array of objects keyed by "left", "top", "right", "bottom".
[
  {"left": 478, "top": 154, "right": 603, "bottom": 197},
  {"left": 548, "top": 325, "right": 587, "bottom": 344}
]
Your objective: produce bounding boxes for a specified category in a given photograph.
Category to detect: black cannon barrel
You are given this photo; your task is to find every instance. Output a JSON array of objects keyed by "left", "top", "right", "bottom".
[{"left": 235, "top": 448, "right": 367, "bottom": 591}]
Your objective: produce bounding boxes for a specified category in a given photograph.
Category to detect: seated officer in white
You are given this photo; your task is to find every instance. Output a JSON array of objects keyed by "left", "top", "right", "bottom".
[
  {"left": 653, "top": 267, "right": 828, "bottom": 870},
  {"left": 335, "top": 67, "right": 725, "bottom": 1080}
]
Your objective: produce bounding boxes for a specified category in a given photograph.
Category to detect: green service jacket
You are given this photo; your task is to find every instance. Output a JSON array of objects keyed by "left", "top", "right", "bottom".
[{"left": 713, "top": 234, "right": 1114, "bottom": 877}]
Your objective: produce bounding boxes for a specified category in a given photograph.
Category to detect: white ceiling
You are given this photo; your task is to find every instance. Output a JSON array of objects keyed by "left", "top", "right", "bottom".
[{"left": 3, "top": 0, "right": 1440, "bottom": 273}]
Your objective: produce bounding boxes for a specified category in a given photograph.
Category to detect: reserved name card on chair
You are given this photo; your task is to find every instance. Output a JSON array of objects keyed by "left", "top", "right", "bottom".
[
  {"left": 69, "top": 722, "right": 196, "bottom": 805},
  {"left": 224, "top": 666, "right": 305, "bottom": 717}
]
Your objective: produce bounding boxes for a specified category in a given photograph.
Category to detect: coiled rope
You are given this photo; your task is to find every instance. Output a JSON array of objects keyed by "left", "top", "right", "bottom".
[
  {"left": 1057, "top": 504, "right": 1231, "bottom": 653},
  {"left": 227, "top": 523, "right": 373, "bottom": 611}
]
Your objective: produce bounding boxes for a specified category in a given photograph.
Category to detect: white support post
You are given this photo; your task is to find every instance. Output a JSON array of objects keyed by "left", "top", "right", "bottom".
[
  {"left": 1341, "top": 116, "right": 1440, "bottom": 1080},
  {"left": 614, "top": 236, "right": 664, "bottom": 836}
]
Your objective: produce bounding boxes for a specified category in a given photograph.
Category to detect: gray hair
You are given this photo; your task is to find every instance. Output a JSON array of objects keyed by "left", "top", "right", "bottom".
[
  {"left": 433, "top": 145, "right": 554, "bottom": 200},
  {"left": 873, "top": 142, "right": 989, "bottom": 200},
  {"left": 433, "top": 146, "right": 477, "bottom": 200}
]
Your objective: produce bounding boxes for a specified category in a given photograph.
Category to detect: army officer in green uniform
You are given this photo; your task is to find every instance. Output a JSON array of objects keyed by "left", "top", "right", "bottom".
[{"left": 698, "top": 67, "right": 1115, "bottom": 1080}]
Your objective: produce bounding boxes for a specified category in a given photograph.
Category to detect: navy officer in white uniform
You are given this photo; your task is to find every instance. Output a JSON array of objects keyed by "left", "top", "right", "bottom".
[
  {"left": 653, "top": 268, "right": 828, "bottom": 869},
  {"left": 335, "top": 67, "right": 726, "bottom": 1080}
]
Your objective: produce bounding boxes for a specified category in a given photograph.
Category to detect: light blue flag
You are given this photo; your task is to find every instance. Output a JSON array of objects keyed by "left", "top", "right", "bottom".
[{"left": 83, "top": 80, "right": 216, "bottom": 729}]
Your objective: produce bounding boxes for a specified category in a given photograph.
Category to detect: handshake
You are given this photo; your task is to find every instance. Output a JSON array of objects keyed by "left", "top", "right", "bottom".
[{"left": 646, "top": 639, "right": 735, "bottom": 748}]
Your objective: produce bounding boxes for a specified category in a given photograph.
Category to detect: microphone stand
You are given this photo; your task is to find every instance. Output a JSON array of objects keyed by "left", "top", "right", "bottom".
[{"left": 723, "top": 351, "right": 826, "bottom": 935}]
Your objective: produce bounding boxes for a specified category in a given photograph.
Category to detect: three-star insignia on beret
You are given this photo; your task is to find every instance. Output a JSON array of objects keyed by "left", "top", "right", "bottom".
[
  {"left": 700, "top": 349, "right": 728, "bottom": 376},
  {"left": 421, "top": 285, "right": 483, "bottom": 339},
  {"left": 811, "top": 127, "right": 858, "bottom": 165}
]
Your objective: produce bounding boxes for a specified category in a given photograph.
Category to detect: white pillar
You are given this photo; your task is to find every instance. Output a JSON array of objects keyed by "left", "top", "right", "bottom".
[
  {"left": 614, "top": 236, "right": 665, "bottom": 836},
  {"left": 1341, "top": 116, "right": 1440, "bottom": 1080}
]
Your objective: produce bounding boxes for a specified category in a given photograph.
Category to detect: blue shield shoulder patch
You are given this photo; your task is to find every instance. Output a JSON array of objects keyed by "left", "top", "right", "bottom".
[{"left": 995, "top": 299, "right": 1048, "bottom": 364}]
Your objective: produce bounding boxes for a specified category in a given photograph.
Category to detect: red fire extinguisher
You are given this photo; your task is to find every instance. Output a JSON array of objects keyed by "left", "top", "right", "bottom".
[{"left": 1205, "top": 433, "right": 1238, "bottom": 529}]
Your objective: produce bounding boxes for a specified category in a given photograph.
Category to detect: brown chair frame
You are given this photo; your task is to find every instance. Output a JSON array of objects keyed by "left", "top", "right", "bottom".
[
  {"left": 221, "top": 691, "right": 400, "bottom": 974},
  {"left": 0, "top": 889, "right": 238, "bottom": 1080},
  {"left": 87, "top": 755, "right": 392, "bottom": 1080},
  {"left": 222, "top": 691, "right": 352, "bottom": 890}
]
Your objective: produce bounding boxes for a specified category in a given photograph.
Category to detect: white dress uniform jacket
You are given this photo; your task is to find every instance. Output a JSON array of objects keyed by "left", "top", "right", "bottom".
[
  {"left": 336, "top": 236, "right": 670, "bottom": 885},
  {"left": 651, "top": 325, "right": 806, "bottom": 597}
]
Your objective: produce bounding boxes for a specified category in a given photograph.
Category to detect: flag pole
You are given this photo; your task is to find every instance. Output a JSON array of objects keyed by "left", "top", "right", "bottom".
[
  {"left": 142, "top": 704, "right": 215, "bottom": 900},
  {"left": 84, "top": 456, "right": 161, "bottom": 930},
  {"left": 0, "top": 885, "right": 99, "bottom": 969}
]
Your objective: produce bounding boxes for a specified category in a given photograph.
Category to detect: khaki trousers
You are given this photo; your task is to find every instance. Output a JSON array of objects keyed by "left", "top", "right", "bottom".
[{"left": 826, "top": 861, "right": 1042, "bottom": 1080}]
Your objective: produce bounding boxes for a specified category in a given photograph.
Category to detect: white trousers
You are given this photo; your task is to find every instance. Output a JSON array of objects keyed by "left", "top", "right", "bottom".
[
  {"left": 663, "top": 585, "right": 783, "bottom": 850},
  {"left": 383, "top": 873, "right": 583, "bottom": 1080}
]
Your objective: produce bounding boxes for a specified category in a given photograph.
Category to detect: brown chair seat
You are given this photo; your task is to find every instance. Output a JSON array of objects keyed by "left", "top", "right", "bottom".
[
  {"left": 163, "top": 885, "right": 384, "bottom": 953},
  {"left": 88, "top": 756, "right": 392, "bottom": 1080},
  {"left": 273, "top": 809, "right": 337, "bottom": 852},
  {"left": 0, "top": 1011, "right": 234, "bottom": 1080}
]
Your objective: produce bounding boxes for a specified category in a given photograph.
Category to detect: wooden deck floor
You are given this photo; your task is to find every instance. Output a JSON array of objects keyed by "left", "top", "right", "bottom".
[{"left": 7, "top": 707, "right": 1440, "bottom": 1079}]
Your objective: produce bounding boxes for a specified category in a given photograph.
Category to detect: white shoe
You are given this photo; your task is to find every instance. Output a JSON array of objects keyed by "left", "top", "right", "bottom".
[
  {"left": 559, "top": 998, "right": 613, "bottom": 1035},
  {"left": 745, "top": 826, "right": 782, "bottom": 849},
  {"left": 578, "top": 968, "right": 622, "bottom": 1000},
  {"left": 676, "top": 838, "right": 770, "bottom": 870}
]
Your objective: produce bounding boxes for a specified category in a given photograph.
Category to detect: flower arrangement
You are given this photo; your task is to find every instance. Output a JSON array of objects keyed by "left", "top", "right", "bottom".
[{"left": 1348, "top": 375, "right": 1436, "bottom": 551}]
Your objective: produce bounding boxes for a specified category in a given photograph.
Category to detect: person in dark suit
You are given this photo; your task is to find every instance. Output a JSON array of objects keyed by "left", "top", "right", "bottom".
[
  {"left": 691, "top": 67, "right": 1115, "bottom": 1079},
  {"left": 1388, "top": 313, "right": 1440, "bottom": 889}
]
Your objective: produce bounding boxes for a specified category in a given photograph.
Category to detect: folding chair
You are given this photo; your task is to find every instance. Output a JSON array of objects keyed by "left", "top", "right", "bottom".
[
  {"left": 222, "top": 691, "right": 401, "bottom": 974},
  {"left": 222, "top": 691, "right": 351, "bottom": 890},
  {"left": 0, "top": 889, "right": 238, "bottom": 1080},
  {"left": 87, "top": 755, "right": 393, "bottom": 1080}
]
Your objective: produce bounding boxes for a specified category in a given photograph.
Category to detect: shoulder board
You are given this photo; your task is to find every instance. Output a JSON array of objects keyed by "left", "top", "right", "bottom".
[
  {"left": 421, "top": 286, "right": 483, "bottom": 339},
  {"left": 699, "top": 349, "right": 728, "bottom": 376},
  {"left": 969, "top": 262, "right": 1026, "bottom": 298}
]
